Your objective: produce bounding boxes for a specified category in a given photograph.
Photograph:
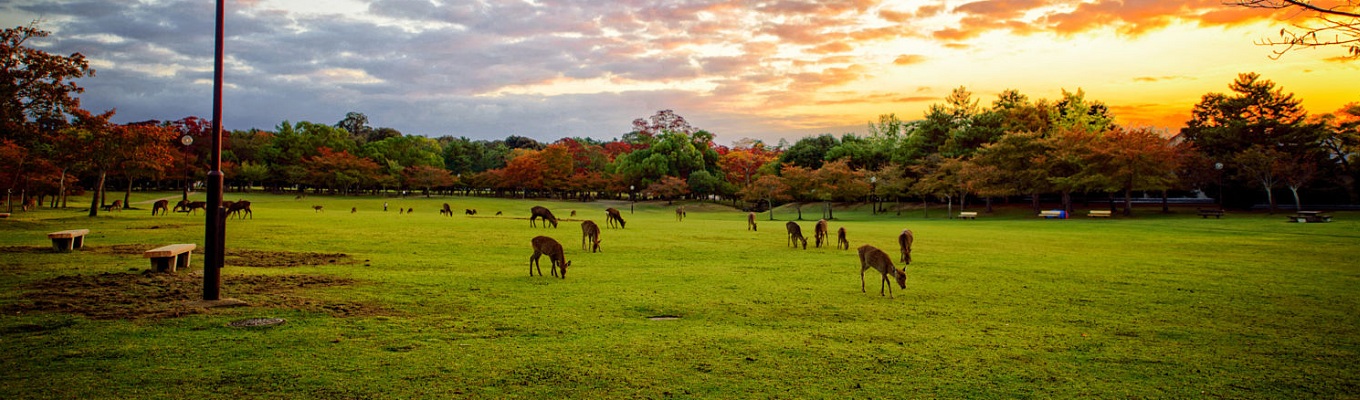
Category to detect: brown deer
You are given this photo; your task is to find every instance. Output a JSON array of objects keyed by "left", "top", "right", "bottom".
[
  {"left": 837, "top": 227, "right": 849, "bottom": 250},
  {"left": 813, "top": 219, "right": 829, "bottom": 248},
  {"left": 103, "top": 199, "right": 123, "bottom": 212},
  {"left": 570, "top": 210, "right": 576, "bottom": 217},
  {"left": 747, "top": 212, "right": 757, "bottom": 231},
  {"left": 22, "top": 197, "right": 36, "bottom": 211},
  {"left": 351, "top": 207, "right": 357, "bottom": 213},
  {"left": 227, "top": 200, "right": 252, "bottom": 219},
  {"left": 152, "top": 200, "right": 169, "bottom": 216},
  {"left": 675, "top": 206, "right": 686, "bottom": 221},
  {"left": 440, "top": 203, "right": 452, "bottom": 216},
  {"left": 859, "top": 244, "right": 907, "bottom": 298},
  {"left": 898, "top": 229, "right": 914, "bottom": 264},
  {"left": 529, "top": 236, "right": 570, "bottom": 279},
  {"left": 580, "top": 220, "right": 601, "bottom": 253},
  {"left": 785, "top": 221, "right": 807, "bottom": 249},
  {"left": 313, "top": 205, "right": 324, "bottom": 213},
  {"left": 221, "top": 201, "right": 234, "bottom": 214},
  {"left": 605, "top": 207, "right": 626, "bottom": 229},
  {"left": 173, "top": 199, "right": 190, "bottom": 213},
  {"left": 530, "top": 206, "right": 558, "bottom": 228},
  {"left": 465, "top": 209, "right": 476, "bottom": 215},
  {"left": 185, "top": 201, "right": 207, "bottom": 215}
]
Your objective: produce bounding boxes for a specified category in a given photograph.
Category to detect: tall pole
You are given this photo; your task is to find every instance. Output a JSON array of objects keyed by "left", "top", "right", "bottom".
[{"left": 203, "top": 0, "right": 226, "bottom": 301}]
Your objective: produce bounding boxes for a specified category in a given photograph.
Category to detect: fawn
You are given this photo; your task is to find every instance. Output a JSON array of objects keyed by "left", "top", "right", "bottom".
[
  {"left": 898, "top": 229, "right": 914, "bottom": 264},
  {"left": 858, "top": 244, "right": 907, "bottom": 298},
  {"left": 580, "top": 220, "right": 602, "bottom": 253},
  {"left": 785, "top": 221, "right": 807, "bottom": 249}
]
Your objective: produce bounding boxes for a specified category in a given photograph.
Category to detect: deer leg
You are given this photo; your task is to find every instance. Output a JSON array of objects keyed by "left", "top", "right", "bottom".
[
  {"left": 529, "top": 252, "right": 542, "bottom": 276},
  {"left": 861, "top": 267, "right": 868, "bottom": 293}
]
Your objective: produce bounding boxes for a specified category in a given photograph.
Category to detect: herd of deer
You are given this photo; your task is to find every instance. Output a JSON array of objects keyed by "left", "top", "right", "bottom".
[{"left": 144, "top": 199, "right": 252, "bottom": 219}]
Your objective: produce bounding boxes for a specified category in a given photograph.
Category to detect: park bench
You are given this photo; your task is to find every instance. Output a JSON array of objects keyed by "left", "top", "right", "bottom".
[
  {"left": 144, "top": 244, "right": 196, "bottom": 272},
  {"left": 1288, "top": 211, "right": 1332, "bottom": 223},
  {"left": 47, "top": 229, "right": 90, "bottom": 252},
  {"left": 0, "top": 212, "right": 10, "bottom": 218},
  {"left": 1039, "top": 210, "right": 1065, "bottom": 219},
  {"left": 1088, "top": 210, "right": 1112, "bottom": 218},
  {"left": 1197, "top": 209, "right": 1225, "bottom": 219},
  {"left": 958, "top": 211, "right": 978, "bottom": 219}
]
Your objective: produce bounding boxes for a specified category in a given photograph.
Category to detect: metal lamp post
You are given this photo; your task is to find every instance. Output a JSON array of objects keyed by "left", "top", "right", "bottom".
[
  {"left": 1214, "top": 162, "right": 1224, "bottom": 206},
  {"left": 630, "top": 185, "right": 635, "bottom": 214},
  {"left": 869, "top": 176, "right": 877, "bottom": 215},
  {"left": 203, "top": 0, "right": 227, "bottom": 300}
]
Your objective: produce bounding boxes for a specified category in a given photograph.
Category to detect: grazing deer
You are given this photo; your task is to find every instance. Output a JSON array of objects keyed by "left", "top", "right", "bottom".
[
  {"left": 676, "top": 206, "right": 686, "bottom": 221},
  {"left": 227, "top": 200, "right": 252, "bottom": 219},
  {"left": 407, "top": 208, "right": 414, "bottom": 214},
  {"left": 748, "top": 212, "right": 757, "bottom": 231},
  {"left": 785, "top": 221, "right": 808, "bottom": 249},
  {"left": 495, "top": 211, "right": 503, "bottom": 216},
  {"left": 605, "top": 207, "right": 626, "bottom": 229},
  {"left": 570, "top": 210, "right": 576, "bottom": 217},
  {"left": 814, "top": 219, "right": 829, "bottom": 248},
  {"left": 529, "top": 236, "right": 570, "bottom": 279},
  {"left": 465, "top": 209, "right": 476, "bottom": 215},
  {"left": 103, "top": 200, "right": 123, "bottom": 212},
  {"left": 530, "top": 206, "right": 558, "bottom": 228},
  {"left": 580, "top": 220, "right": 601, "bottom": 253},
  {"left": 174, "top": 199, "right": 190, "bottom": 213},
  {"left": 313, "top": 205, "right": 324, "bottom": 213},
  {"left": 859, "top": 244, "right": 907, "bottom": 298},
  {"left": 398, "top": 207, "right": 404, "bottom": 215},
  {"left": 185, "top": 201, "right": 207, "bottom": 215},
  {"left": 898, "top": 229, "right": 914, "bottom": 264},
  {"left": 440, "top": 203, "right": 452, "bottom": 216},
  {"left": 152, "top": 199, "right": 170, "bottom": 216},
  {"left": 837, "top": 227, "right": 849, "bottom": 250},
  {"left": 351, "top": 207, "right": 357, "bottom": 213}
]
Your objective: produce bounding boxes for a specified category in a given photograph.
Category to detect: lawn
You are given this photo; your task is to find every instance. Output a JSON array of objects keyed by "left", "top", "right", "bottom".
[{"left": 1, "top": 193, "right": 1357, "bottom": 398}]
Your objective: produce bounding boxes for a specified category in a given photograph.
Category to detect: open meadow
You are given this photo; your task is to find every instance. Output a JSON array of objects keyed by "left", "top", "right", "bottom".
[{"left": 1, "top": 193, "right": 1357, "bottom": 398}]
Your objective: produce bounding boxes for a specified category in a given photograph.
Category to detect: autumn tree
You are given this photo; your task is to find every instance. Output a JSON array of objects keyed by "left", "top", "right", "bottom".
[
  {"left": 0, "top": 24, "right": 93, "bottom": 143},
  {"left": 779, "top": 163, "right": 817, "bottom": 220},
  {"left": 1234, "top": 145, "right": 1286, "bottom": 212},
  {"left": 302, "top": 147, "right": 381, "bottom": 194},
  {"left": 718, "top": 141, "right": 779, "bottom": 188},
  {"left": 644, "top": 176, "right": 690, "bottom": 204},
  {"left": 1092, "top": 127, "right": 1182, "bottom": 216},
  {"left": 812, "top": 159, "right": 869, "bottom": 219},
  {"left": 740, "top": 174, "right": 792, "bottom": 220},
  {"left": 402, "top": 165, "right": 455, "bottom": 196}
]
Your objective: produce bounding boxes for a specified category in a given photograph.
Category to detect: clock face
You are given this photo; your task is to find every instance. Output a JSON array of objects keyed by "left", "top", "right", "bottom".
[{"left": 181, "top": 135, "right": 194, "bottom": 146}]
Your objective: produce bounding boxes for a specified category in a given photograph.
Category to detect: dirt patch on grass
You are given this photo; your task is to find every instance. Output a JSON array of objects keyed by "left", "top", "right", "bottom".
[
  {"left": 74, "top": 245, "right": 356, "bottom": 268},
  {"left": 4, "top": 271, "right": 394, "bottom": 320}
]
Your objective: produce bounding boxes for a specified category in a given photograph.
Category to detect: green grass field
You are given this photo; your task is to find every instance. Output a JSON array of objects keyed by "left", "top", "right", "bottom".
[{"left": 1, "top": 192, "right": 1357, "bottom": 398}]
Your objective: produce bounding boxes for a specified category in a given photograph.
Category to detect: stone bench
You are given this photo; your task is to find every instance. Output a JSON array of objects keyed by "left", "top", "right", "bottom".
[
  {"left": 1088, "top": 210, "right": 1112, "bottom": 218},
  {"left": 47, "top": 229, "right": 90, "bottom": 252},
  {"left": 958, "top": 211, "right": 978, "bottom": 219},
  {"left": 144, "top": 244, "right": 196, "bottom": 272},
  {"left": 1197, "top": 209, "right": 1225, "bottom": 219}
]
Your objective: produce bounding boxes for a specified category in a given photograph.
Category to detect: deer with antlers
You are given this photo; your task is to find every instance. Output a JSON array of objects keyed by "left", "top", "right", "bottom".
[
  {"left": 605, "top": 207, "right": 626, "bottom": 229},
  {"left": 580, "top": 220, "right": 601, "bottom": 253},
  {"left": 529, "top": 236, "right": 570, "bottom": 279},
  {"left": 898, "top": 229, "right": 914, "bottom": 264},
  {"left": 530, "top": 206, "right": 558, "bottom": 228},
  {"left": 859, "top": 244, "right": 907, "bottom": 298},
  {"left": 785, "top": 221, "right": 807, "bottom": 249}
]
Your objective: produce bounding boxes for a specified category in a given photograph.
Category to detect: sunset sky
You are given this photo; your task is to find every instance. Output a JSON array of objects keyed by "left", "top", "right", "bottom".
[{"left": 3, "top": 0, "right": 1356, "bottom": 145}]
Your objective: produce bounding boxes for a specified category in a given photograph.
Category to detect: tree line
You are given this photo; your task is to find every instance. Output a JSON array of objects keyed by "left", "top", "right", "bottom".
[{"left": 3, "top": 26, "right": 1358, "bottom": 216}]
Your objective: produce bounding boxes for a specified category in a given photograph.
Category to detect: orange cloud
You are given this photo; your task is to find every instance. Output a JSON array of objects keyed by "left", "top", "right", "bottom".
[{"left": 893, "top": 54, "right": 927, "bottom": 66}]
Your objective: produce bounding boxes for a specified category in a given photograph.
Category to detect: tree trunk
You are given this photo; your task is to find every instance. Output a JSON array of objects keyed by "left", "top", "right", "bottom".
[
  {"left": 1263, "top": 185, "right": 1276, "bottom": 213},
  {"left": 88, "top": 170, "right": 106, "bottom": 217},
  {"left": 985, "top": 197, "right": 993, "bottom": 213},
  {"left": 125, "top": 178, "right": 134, "bottom": 207},
  {"left": 58, "top": 168, "right": 68, "bottom": 209},
  {"left": 1161, "top": 189, "right": 1170, "bottom": 213},
  {"left": 1061, "top": 191, "right": 1072, "bottom": 215},
  {"left": 1031, "top": 193, "right": 1040, "bottom": 213},
  {"left": 1123, "top": 188, "right": 1134, "bottom": 217},
  {"left": 1288, "top": 185, "right": 1302, "bottom": 212}
]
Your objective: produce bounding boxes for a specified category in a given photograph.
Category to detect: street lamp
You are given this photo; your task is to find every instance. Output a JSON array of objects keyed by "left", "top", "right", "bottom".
[
  {"left": 630, "top": 185, "right": 635, "bottom": 214},
  {"left": 1214, "top": 162, "right": 1224, "bottom": 207},
  {"left": 869, "top": 176, "right": 877, "bottom": 215}
]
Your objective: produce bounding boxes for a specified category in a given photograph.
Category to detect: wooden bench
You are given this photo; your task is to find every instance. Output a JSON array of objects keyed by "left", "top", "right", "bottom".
[
  {"left": 1039, "top": 210, "right": 1065, "bottom": 219},
  {"left": 144, "top": 244, "right": 196, "bottom": 272},
  {"left": 47, "top": 229, "right": 90, "bottom": 252},
  {"left": 1197, "top": 209, "right": 1225, "bottom": 219},
  {"left": 1088, "top": 210, "right": 1112, "bottom": 218},
  {"left": 958, "top": 211, "right": 978, "bottom": 219}
]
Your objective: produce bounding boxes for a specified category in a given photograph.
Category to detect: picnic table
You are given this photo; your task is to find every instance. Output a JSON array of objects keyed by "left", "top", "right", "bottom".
[{"left": 1289, "top": 211, "right": 1332, "bottom": 223}]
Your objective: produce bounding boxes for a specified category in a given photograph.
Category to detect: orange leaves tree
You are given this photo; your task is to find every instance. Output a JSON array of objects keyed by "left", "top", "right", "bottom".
[
  {"left": 302, "top": 147, "right": 381, "bottom": 195},
  {"left": 1091, "top": 127, "right": 1183, "bottom": 215},
  {"left": 402, "top": 165, "right": 455, "bottom": 197},
  {"left": 644, "top": 176, "right": 689, "bottom": 205}
]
